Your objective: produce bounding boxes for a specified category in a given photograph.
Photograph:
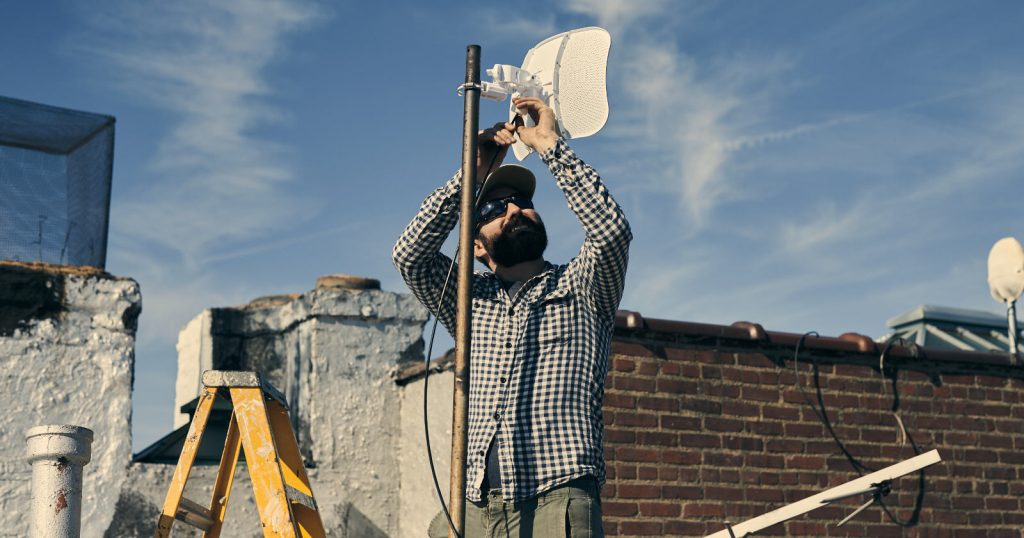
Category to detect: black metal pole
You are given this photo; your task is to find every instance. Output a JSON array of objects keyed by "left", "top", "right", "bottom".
[{"left": 450, "top": 43, "right": 480, "bottom": 538}]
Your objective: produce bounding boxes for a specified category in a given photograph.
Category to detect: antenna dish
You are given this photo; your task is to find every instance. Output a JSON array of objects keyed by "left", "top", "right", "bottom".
[
  {"left": 477, "top": 27, "right": 611, "bottom": 161},
  {"left": 987, "top": 237, "right": 1024, "bottom": 303}
]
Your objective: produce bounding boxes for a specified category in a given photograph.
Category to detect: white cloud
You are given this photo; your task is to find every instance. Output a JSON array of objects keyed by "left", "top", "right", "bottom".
[
  {"left": 477, "top": 11, "right": 560, "bottom": 43},
  {"left": 79, "top": 0, "right": 323, "bottom": 267},
  {"left": 563, "top": 0, "right": 673, "bottom": 33},
  {"left": 560, "top": 1, "right": 797, "bottom": 229}
]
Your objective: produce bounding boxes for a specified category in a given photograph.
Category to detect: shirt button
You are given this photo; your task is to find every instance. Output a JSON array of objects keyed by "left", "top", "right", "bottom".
[
  {"left": 493, "top": 412, "right": 500, "bottom": 421},
  {"left": 507, "top": 308, "right": 514, "bottom": 316},
  {"left": 504, "top": 341, "right": 512, "bottom": 348},
  {"left": 500, "top": 377, "right": 507, "bottom": 384}
]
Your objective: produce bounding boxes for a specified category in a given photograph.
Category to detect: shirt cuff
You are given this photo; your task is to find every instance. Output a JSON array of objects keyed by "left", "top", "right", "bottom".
[
  {"left": 540, "top": 138, "right": 571, "bottom": 164},
  {"left": 541, "top": 138, "right": 581, "bottom": 186},
  {"left": 437, "top": 170, "right": 464, "bottom": 213}
]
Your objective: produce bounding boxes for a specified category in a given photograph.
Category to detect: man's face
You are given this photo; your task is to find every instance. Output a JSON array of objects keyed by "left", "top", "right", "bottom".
[{"left": 474, "top": 187, "right": 548, "bottom": 268}]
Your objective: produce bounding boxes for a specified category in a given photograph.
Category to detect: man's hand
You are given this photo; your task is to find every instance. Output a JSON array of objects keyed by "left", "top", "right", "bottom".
[
  {"left": 477, "top": 121, "right": 515, "bottom": 183},
  {"left": 513, "top": 96, "right": 558, "bottom": 154}
]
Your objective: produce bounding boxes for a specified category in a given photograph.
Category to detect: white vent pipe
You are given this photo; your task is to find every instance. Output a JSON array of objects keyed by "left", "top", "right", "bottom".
[{"left": 26, "top": 425, "right": 94, "bottom": 538}]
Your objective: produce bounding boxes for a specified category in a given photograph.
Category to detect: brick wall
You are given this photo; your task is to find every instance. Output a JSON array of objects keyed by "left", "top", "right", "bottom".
[{"left": 600, "top": 341, "right": 1024, "bottom": 537}]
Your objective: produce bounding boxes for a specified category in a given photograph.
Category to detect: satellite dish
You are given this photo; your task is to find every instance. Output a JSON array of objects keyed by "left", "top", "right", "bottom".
[
  {"left": 987, "top": 237, "right": 1024, "bottom": 303},
  {"left": 478, "top": 27, "right": 611, "bottom": 161}
]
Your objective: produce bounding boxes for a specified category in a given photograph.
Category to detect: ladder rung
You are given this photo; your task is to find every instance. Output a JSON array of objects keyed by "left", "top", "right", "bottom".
[
  {"left": 286, "top": 485, "right": 318, "bottom": 511},
  {"left": 175, "top": 497, "right": 214, "bottom": 531}
]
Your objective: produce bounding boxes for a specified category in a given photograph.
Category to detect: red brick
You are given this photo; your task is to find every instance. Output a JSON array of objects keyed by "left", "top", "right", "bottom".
[
  {"left": 619, "top": 521, "right": 662, "bottom": 534},
  {"left": 636, "top": 360, "right": 660, "bottom": 376},
  {"left": 742, "top": 386, "right": 779, "bottom": 402},
  {"left": 663, "top": 520, "right": 708, "bottom": 535},
  {"left": 765, "top": 438, "right": 803, "bottom": 452},
  {"left": 637, "top": 431, "right": 677, "bottom": 447},
  {"left": 661, "top": 449, "right": 701, "bottom": 465},
  {"left": 661, "top": 415, "right": 701, "bottom": 431},
  {"left": 722, "top": 436, "right": 763, "bottom": 451},
  {"left": 701, "top": 365, "right": 722, "bottom": 379},
  {"left": 746, "top": 487, "right": 784, "bottom": 502},
  {"left": 604, "top": 393, "right": 636, "bottom": 409},
  {"left": 655, "top": 378, "right": 699, "bottom": 394},
  {"left": 661, "top": 485, "right": 702, "bottom": 499},
  {"left": 617, "top": 484, "right": 660, "bottom": 499},
  {"left": 680, "top": 433, "right": 721, "bottom": 449},
  {"left": 704, "top": 452, "right": 742, "bottom": 466},
  {"left": 763, "top": 405, "right": 800, "bottom": 420},
  {"left": 638, "top": 466, "right": 658, "bottom": 480},
  {"left": 614, "top": 412, "right": 658, "bottom": 428},
  {"left": 613, "top": 357, "right": 635, "bottom": 372},
  {"left": 683, "top": 503, "right": 724, "bottom": 517},
  {"left": 637, "top": 395, "right": 677, "bottom": 411},
  {"left": 787, "top": 455, "right": 825, "bottom": 470},
  {"left": 963, "top": 449, "right": 998, "bottom": 463},
  {"left": 604, "top": 428, "right": 635, "bottom": 444},
  {"left": 616, "top": 464, "right": 636, "bottom": 480},
  {"left": 617, "top": 447, "right": 659, "bottom": 463},
  {"left": 735, "top": 353, "right": 773, "bottom": 367},
  {"left": 638, "top": 502, "right": 681, "bottom": 517},
  {"left": 613, "top": 375, "right": 656, "bottom": 392},
  {"left": 705, "top": 417, "right": 744, "bottom": 432},
  {"left": 601, "top": 501, "right": 638, "bottom": 517},
  {"left": 721, "top": 400, "right": 760, "bottom": 417},
  {"left": 679, "top": 398, "right": 722, "bottom": 414}
]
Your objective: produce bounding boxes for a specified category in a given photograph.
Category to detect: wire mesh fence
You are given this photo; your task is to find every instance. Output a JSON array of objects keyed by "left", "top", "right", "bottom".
[{"left": 0, "top": 96, "right": 114, "bottom": 268}]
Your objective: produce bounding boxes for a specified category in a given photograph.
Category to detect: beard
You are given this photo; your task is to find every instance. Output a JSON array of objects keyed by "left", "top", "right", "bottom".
[{"left": 482, "top": 213, "right": 548, "bottom": 267}]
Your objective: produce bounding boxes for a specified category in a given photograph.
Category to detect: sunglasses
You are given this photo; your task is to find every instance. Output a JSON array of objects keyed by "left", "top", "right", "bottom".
[{"left": 476, "top": 195, "right": 534, "bottom": 226}]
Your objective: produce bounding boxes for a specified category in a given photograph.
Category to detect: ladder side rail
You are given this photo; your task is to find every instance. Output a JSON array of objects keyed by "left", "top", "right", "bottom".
[
  {"left": 154, "top": 387, "right": 220, "bottom": 538},
  {"left": 230, "top": 386, "right": 301, "bottom": 538},
  {"left": 205, "top": 412, "right": 244, "bottom": 537},
  {"left": 265, "top": 397, "right": 326, "bottom": 537}
]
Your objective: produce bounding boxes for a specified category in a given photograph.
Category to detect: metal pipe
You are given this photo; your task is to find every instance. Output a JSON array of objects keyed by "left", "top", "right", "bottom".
[
  {"left": 1008, "top": 299, "right": 1019, "bottom": 364},
  {"left": 26, "top": 425, "right": 94, "bottom": 538},
  {"left": 450, "top": 43, "right": 480, "bottom": 538}
]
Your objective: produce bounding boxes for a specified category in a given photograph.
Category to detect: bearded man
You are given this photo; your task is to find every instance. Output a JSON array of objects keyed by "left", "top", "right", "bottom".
[{"left": 393, "top": 97, "right": 631, "bottom": 538}]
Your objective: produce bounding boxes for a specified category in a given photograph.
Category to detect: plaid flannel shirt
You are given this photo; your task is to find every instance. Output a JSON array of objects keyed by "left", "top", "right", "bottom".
[{"left": 392, "top": 139, "right": 631, "bottom": 502}]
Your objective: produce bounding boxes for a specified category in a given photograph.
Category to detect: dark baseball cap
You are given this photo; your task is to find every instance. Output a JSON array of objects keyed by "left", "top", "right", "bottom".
[{"left": 477, "top": 165, "right": 536, "bottom": 206}]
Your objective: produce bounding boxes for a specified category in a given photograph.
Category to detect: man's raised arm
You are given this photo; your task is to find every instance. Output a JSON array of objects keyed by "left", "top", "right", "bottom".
[
  {"left": 514, "top": 96, "right": 632, "bottom": 314},
  {"left": 392, "top": 122, "right": 517, "bottom": 332}
]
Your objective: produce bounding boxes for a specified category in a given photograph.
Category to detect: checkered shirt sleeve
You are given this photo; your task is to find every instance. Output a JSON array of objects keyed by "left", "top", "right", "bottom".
[{"left": 393, "top": 138, "right": 631, "bottom": 502}]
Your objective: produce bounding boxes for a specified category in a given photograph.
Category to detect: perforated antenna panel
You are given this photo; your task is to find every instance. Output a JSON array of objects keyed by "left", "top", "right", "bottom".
[{"left": 511, "top": 27, "right": 611, "bottom": 160}]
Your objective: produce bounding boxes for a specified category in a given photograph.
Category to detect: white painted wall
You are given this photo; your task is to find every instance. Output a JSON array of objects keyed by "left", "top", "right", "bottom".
[
  {"left": 398, "top": 370, "right": 454, "bottom": 538},
  {"left": 0, "top": 267, "right": 139, "bottom": 538},
  {"left": 174, "top": 310, "right": 212, "bottom": 428}
]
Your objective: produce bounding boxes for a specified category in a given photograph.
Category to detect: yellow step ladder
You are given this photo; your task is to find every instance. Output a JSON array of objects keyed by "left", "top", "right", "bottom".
[{"left": 154, "top": 370, "right": 326, "bottom": 537}]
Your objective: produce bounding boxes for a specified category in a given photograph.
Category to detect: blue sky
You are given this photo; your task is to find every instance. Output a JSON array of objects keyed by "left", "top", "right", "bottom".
[{"left": 4, "top": 0, "right": 1023, "bottom": 449}]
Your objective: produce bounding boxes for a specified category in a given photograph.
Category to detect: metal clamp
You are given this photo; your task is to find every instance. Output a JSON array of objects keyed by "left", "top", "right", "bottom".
[{"left": 456, "top": 82, "right": 482, "bottom": 96}]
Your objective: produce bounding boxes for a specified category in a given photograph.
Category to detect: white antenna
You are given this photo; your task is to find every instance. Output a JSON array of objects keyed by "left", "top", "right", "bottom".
[
  {"left": 704, "top": 450, "right": 942, "bottom": 538},
  {"left": 987, "top": 237, "right": 1024, "bottom": 361},
  {"left": 477, "top": 27, "right": 611, "bottom": 160}
]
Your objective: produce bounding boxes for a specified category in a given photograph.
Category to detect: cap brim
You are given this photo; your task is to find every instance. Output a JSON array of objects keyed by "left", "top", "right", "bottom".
[{"left": 477, "top": 165, "right": 536, "bottom": 207}]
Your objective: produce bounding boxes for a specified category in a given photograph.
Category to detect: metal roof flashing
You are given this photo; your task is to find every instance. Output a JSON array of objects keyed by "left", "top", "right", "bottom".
[{"left": 886, "top": 304, "right": 1008, "bottom": 330}]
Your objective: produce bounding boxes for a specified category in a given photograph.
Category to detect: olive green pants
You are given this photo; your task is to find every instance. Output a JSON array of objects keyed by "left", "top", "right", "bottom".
[{"left": 428, "top": 478, "right": 604, "bottom": 538}]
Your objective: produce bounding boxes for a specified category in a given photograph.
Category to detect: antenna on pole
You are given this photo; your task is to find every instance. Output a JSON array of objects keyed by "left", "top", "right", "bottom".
[
  {"left": 987, "top": 237, "right": 1024, "bottom": 363},
  {"left": 476, "top": 27, "right": 611, "bottom": 160}
]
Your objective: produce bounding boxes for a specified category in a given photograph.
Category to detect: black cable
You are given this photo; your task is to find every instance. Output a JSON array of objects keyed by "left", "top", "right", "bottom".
[
  {"left": 791, "top": 333, "right": 928, "bottom": 527},
  {"left": 792, "top": 331, "right": 823, "bottom": 422},
  {"left": 791, "top": 331, "right": 873, "bottom": 475},
  {"left": 873, "top": 336, "right": 926, "bottom": 527},
  {"left": 422, "top": 140, "right": 506, "bottom": 538}
]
